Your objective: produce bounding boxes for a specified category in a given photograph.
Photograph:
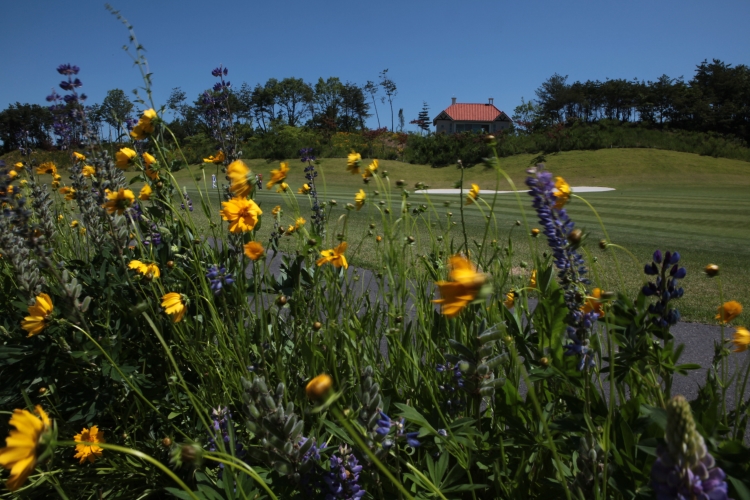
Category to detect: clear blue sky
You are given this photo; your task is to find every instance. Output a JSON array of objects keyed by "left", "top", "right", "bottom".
[{"left": 2, "top": 0, "right": 748, "bottom": 131}]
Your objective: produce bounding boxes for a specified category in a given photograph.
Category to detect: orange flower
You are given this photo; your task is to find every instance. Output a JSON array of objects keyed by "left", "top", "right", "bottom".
[
  {"left": 203, "top": 151, "right": 225, "bottom": 164},
  {"left": 306, "top": 374, "right": 333, "bottom": 400},
  {"left": 0, "top": 406, "right": 52, "bottom": 490},
  {"left": 59, "top": 186, "right": 76, "bottom": 201},
  {"left": 553, "top": 177, "right": 571, "bottom": 210},
  {"left": 73, "top": 426, "right": 104, "bottom": 464},
  {"left": 716, "top": 301, "right": 742, "bottom": 324},
  {"left": 21, "top": 293, "right": 54, "bottom": 337},
  {"left": 730, "top": 327, "right": 750, "bottom": 353},
  {"left": 581, "top": 288, "right": 605, "bottom": 317},
  {"left": 243, "top": 241, "right": 265, "bottom": 260},
  {"left": 72, "top": 152, "right": 86, "bottom": 162}
]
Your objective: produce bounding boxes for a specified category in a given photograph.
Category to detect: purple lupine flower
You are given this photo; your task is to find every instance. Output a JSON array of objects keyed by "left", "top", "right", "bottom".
[
  {"left": 207, "top": 265, "right": 234, "bottom": 295},
  {"left": 300, "top": 148, "right": 325, "bottom": 234},
  {"left": 642, "top": 250, "right": 686, "bottom": 328},
  {"left": 57, "top": 64, "right": 80, "bottom": 75},
  {"left": 323, "top": 448, "right": 366, "bottom": 499},
  {"left": 651, "top": 445, "right": 729, "bottom": 500},
  {"left": 526, "top": 165, "right": 599, "bottom": 370}
]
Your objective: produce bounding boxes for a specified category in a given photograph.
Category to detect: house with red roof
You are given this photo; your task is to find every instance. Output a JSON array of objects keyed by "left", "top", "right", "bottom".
[{"left": 432, "top": 98, "right": 512, "bottom": 134}]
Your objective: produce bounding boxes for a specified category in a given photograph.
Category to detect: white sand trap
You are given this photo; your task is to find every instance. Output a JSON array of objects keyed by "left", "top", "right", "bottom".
[{"left": 420, "top": 186, "right": 615, "bottom": 195}]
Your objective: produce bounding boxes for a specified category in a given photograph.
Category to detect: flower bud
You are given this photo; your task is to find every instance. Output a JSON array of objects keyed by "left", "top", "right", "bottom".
[
  {"left": 171, "top": 443, "right": 203, "bottom": 467},
  {"left": 306, "top": 374, "right": 333, "bottom": 401},
  {"left": 162, "top": 437, "right": 172, "bottom": 447},
  {"left": 540, "top": 357, "right": 549, "bottom": 367},
  {"left": 568, "top": 229, "right": 583, "bottom": 245},
  {"left": 531, "top": 228, "right": 540, "bottom": 237},
  {"left": 396, "top": 180, "right": 405, "bottom": 187},
  {"left": 599, "top": 239, "right": 607, "bottom": 250},
  {"left": 485, "top": 135, "right": 496, "bottom": 144},
  {"left": 665, "top": 395, "right": 706, "bottom": 468},
  {"left": 276, "top": 296, "right": 288, "bottom": 306},
  {"left": 704, "top": 264, "right": 719, "bottom": 277},
  {"left": 38, "top": 387, "right": 47, "bottom": 394},
  {"left": 369, "top": 223, "right": 376, "bottom": 229},
  {"left": 313, "top": 321, "right": 322, "bottom": 331}
]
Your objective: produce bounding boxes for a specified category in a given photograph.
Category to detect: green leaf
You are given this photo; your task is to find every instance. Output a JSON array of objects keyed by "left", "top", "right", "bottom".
[{"left": 394, "top": 403, "right": 437, "bottom": 434}]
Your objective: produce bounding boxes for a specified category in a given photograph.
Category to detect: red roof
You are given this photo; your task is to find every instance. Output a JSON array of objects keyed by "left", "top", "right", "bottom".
[{"left": 439, "top": 103, "right": 504, "bottom": 122}]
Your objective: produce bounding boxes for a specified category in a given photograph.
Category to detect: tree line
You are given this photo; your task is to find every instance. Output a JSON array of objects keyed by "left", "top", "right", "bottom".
[
  {"left": 0, "top": 70, "right": 401, "bottom": 153},
  {"left": 517, "top": 59, "right": 750, "bottom": 142}
]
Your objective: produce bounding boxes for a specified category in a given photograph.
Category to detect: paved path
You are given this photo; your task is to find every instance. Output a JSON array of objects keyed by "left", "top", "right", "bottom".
[{"left": 420, "top": 186, "right": 616, "bottom": 195}]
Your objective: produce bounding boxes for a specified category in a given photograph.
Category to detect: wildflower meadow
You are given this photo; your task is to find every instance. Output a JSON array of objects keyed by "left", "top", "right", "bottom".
[{"left": 1, "top": 12, "right": 750, "bottom": 500}]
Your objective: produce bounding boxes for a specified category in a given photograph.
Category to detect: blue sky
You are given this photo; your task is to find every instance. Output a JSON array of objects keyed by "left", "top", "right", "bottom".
[{"left": 2, "top": 0, "right": 748, "bottom": 131}]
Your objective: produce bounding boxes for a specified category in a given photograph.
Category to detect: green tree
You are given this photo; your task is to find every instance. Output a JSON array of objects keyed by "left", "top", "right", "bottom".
[
  {"left": 276, "top": 77, "right": 314, "bottom": 127},
  {"left": 416, "top": 102, "right": 430, "bottom": 134},
  {"left": 100, "top": 89, "right": 134, "bottom": 140},
  {"left": 364, "top": 80, "right": 381, "bottom": 129},
  {"left": 379, "top": 69, "right": 397, "bottom": 131},
  {"left": 0, "top": 103, "right": 53, "bottom": 153}
]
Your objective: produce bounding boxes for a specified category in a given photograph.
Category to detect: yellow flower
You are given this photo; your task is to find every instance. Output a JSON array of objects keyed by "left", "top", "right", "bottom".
[
  {"left": 73, "top": 425, "right": 104, "bottom": 464},
  {"left": 530, "top": 270, "right": 537, "bottom": 289},
  {"left": 81, "top": 165, "right": 96, "bottom": 177},
  {"left": 14, "top": 162, "right": 24, "bottom": 169},
  {"left": 59, "top": 186, "right": 76, "bottom": 201},
  {"left": 267, "top": 162, "right": 290, "bottom": 189},
  {"left": 128, "top": 259, "right": 160, "bottom": 279},
  {"left": 730, "top": 327, "right": 750, "bottom": 353},
  {"left": 376, "top": 235, "right": 382, "bottom": 243},
  {"left": 139, "top": 184, "right": 152, "bottom": 201},
  {"left": 295, "top": 217, "right": 306, "bottom": 228},
  {"left": 130, "top": 109, "right": 157, "bottom": 140},
  {"left": 433, "top": 255, "right": 488, "bottom": 318},
  {"left": 220, "top": 197, "right": 263, "bottom": 233},
  {"left": 716, "top": 301, "right": 742, "bottom": 324},
  {"left": 316, "top": 242, "right": 348, "bottom": 269},
  {"left": 581, "top": 288, "right": 605, "bottom": 318},
  {"left": 203, "top": 151, "right": 225, "bottom": 164},
  {"left": 8, "top": 170, "right": 18, "bottom": 180},
  {"left": 36, "top": 162, "right": 57, "bottom": 176},
  {"left": 363, "top": 158, "right": 378, "bottom": 178},
  {"left": 306, "top": 374, "right": 333, "bottom": 401},
  {"left": 19, "top": 180, "right": 27, "bottom": 187},
  {"left": 503, "top": 291, "right": 515, "bottom": 309},
  {"left": 72, "top": 152, "right": 86, "bottom": 162},
  {"left": 276, "top": 182, "right": 289, "bottom": 193},
  {"left": 141, "top": 153, "right": 159, "bottom": 180},
  {"left": 531, "top": 228, "right": 540, "bottom": 237},
  {"left": 70, "top": 220, "right": 79, "bottom": 228},
  {"left": 0, "top": 406, "right": 51, "bottom": 491},
  {"left": 142, "top": 151, "right": 156, "bottom": 166},
  {"left": 553, "top": 177, "right": 571, "bottom": 209},
  {"left": 115, "top": 148, "right": 137, "bottom": 169},
  {"left": 346, "top": 152, "right": 362, "bottom": 174},
  {"left": 466, "top": 184, "right": 480, "bottom": 205},
  {"left": 53, "top": 174, "right": 61, "bottom": 182},
  {"left": 51, "top": 181, "right": 59, "bottom": 189},
  {"left": 57, "top": 215, "right": 63, "bottom": 222},
  {"left": 244, "top": 241, "right": 265, "bottom": 261},
  {"left": 21, "top": 293, "right": 54, "bottom": 337},
  {"left": 102, "top": 188, "right": 135, "bottom": 215},
  {"left": 272, "top": 205, "right": 282, "bottom": 216},
  {"left": 161, "top": 293, "right": 187, "bottom": 323},
  {"left": 79, "top": 227, "right": 86, "bottom": 236},
  {"left": 226, "top": 160, "right": 254, "bottom": 198},
  {"left": 298, "top": 183, "right": 311, "bottom": 195},
  {"left": 355, "top": 189, "right": 366, "bottom": 210},
  {"left": 286, "top": 224, "right": 297, "bottom": 235}
]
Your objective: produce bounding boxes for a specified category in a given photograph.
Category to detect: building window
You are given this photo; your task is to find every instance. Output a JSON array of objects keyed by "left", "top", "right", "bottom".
[{"left": 455, "top": 123, "right": 489, "bottom": 133}]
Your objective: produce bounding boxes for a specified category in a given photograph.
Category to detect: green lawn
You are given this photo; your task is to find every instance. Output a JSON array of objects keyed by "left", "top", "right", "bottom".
[
  {"left": 12, "top": 147, "right": 750, "bottom": 323},
  {"left": 154, "top": 148, "right": 750, "bottom": 324}
]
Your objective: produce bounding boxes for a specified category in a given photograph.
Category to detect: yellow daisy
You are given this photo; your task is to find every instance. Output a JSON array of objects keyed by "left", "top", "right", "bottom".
[
  {"left": 203, "top": 151, "right": 225, "bottom": 164},
  {"left": 716, "top": 301, "right": 742, "bottom": 324},
  {"left": 730, "top": 327, "right": 750, "bottom": 353},
  {"left": 72, "top": 152, "right": 86, "bottom": 162},
  {"left": 355, "top": 189, "right": 366, "bottom": 210},
  {"left": 0, "top": 406, "right": 52, "bottom": 491},
  {"left": 267, "top": 162, "right": 290, "bottom": 189},
  {"left": 466, "top": 184, "right": 480, "bottom": 205},
  {"left": 226, "top": 160, "right": 254, "bottom": 198},
  {"left": 73, "top": 426, "right": 104, "bottom": 464},
  {"left": 139, "top": 184, "right": 152, "bottom": 201},
  {"left": 115, "top": 148, "right": 137, "bottom": 169},
  {"left": 298, "top": 183, "right": 311, "bottom": 195},
  {"left": 161, "top": 293, "right": 187, "bottom": 323},
  {"left": 316, "top": 242, "right": 348, "bottom": 269},
  {"left": 59, "top": 186, "right": 76, "bottom": 201},
  {"left": 102, "top": 188, "right": 135, "bottom": 215},
  {"left": 220, "top": 197, "right": 263, "bottom": 233},
  {"left": 21, "top": 293, "right": 54, "bottom": 337},
  {"left": 36, "top": 162, "right": 57, "bottom": 176},
  {"left": 128, "top": 260, "right": 160, "bottom": 279},
  {"left": 347, "top": 152, "right": 362, "bottom": 174},
  {"left": 553, "top": 177, "right": 571, "bottom": 209},
  {"left": 81, "top": 165, "right": 96, "bottom": 177},
  {"left": 433, "top": 255, "right": 487, "bottom": 318}
]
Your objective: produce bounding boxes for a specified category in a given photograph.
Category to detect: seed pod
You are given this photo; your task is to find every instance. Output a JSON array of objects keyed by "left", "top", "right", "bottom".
[
  {"left": 448, "top": 339, "right": 476, "bottom": 360},
  {"left": 273, "top": 460, "right": 291, "bottom": 475},
  {"left": 369, "top": 383, "right": 380, "bottom": 398},
  {"left": 478, "top": 329, "right": 503, "bottom": 344},
  {"left": 478, "top": 386, "right": 495, "bottom": 397},
  {"left": 362, "top": 376, "right": 372, "bottom": 392},
  {"left": 298, "top": 436, "right": 314, "bottom": 457},
  {"left": 276, "top": 383, "right": 285, "bottom": 399},
  {"left": 458, "top": 360, "right": 476, "bottom": 375},
  {"left": 263, "top": 395, "right": 277, "bottom": 411},
  {"left": 482, "top": 378, "right": 506, "bottom": 389},
  {"left": 247, "top": 403, "right": 261, "bottom": 419},
  {"left": 360, "top": 391, "right": 371, "bottom": 408},
  {"left": 477, "top": 364, "right": 490, "bottom": 376},
  {"left": 254, "top": 378, "right": 268, "bottom": 394},
  {"left": 485, "top": 354, "right": 508, "bottom": 369},
  {"left": 367, "top": 394, "right": 381, "bottom": 412},
  {"left": 367, "top": 411, "right": 380, "bottom": 430},
  {"left": 246, "top": 421, "right": 257, "bottom": 433},
  {"left": 289, "top": 420, "right": 304, "bottom": 441},
  {"left": 477, "top": 345, "right": 494, "bottom": 359},
  {"left": 276, "top": 404, "right": 285, "bottom": 422},
  {"left": 283, "top": 441, "right": 294, "bottom": 456}
]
